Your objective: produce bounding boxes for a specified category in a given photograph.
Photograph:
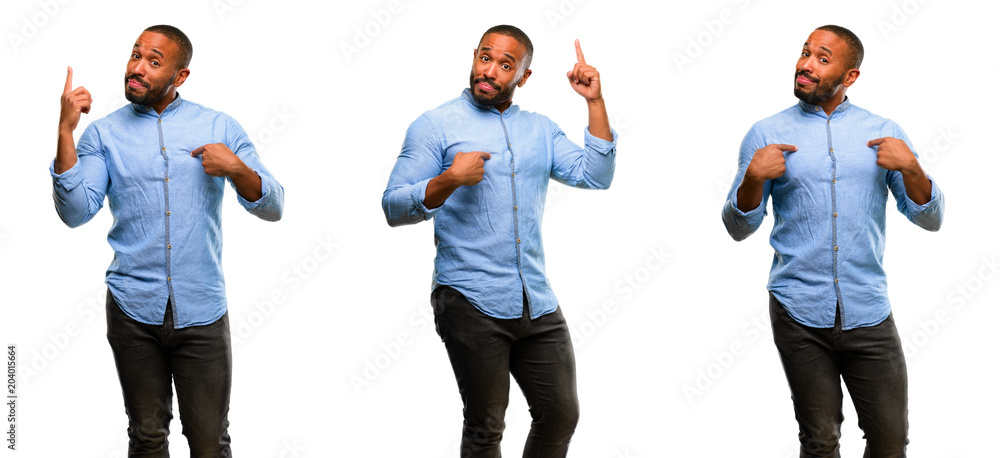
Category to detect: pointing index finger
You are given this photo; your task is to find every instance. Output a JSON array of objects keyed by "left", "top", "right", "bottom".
[
  {"left": 64, "top": 66, "right": 73, "bottom": 94},
  {"left": 574, "top": 39, "right": 586, "bottom": 64},
  {"left": 866, "top": 138, "right": 886, "bottom": 147}
]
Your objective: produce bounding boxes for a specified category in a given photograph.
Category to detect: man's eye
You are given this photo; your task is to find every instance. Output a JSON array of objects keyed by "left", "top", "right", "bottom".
[{"left": 502, "top": 64, "right": 511, "bottom": 70}]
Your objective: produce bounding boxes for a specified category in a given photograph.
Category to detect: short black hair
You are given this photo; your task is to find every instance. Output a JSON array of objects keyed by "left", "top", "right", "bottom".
[
  {"left": 816, "top": 25, "right": 863, "bottom": 69},
  {"left": 144, "top": 24, "right": 193, "bottom": 70},
  {"left": 480, "top": 24, "right": 533, "bottom": 70}
]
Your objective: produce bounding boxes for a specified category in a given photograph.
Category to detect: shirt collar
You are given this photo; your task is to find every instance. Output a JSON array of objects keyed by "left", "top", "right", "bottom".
[
  {"left": 461, "top": 88, "right": 519, "bottom": 116},
  {"left": 131, "top": 92, "right": 184, "bottom": 116},
  {"left": 797, "top": 96, "right": 851, "bottom": 118}
]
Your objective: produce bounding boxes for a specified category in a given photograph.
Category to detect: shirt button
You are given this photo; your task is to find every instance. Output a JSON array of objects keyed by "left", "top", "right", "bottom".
[
  {"left": 834, "top": 278, "right": 839, "bottom": 283},
  {"left": 834, "top": 246, "right": 839, "bottom": 251},
  {"left": 514, "top": 206, "right": 518, "bottom": 211},
  {"left": 833, "top": 213, "right": 838, "bottom": 217},
  {"left": 167, "top": 277, "right": 172, "bottom": 282},
  {"left": 166, "top": 211, "right": 171, "bottom": 216},
  {"left": 517, "top": 238, "right": 521, "bottom": 243},
  {"left": 512, "top": 172, "right": 516, "bottom": 177},
  {"left": 829, "top": 148, "right": 834, "bottom": 152},
  {"left": 165, "top": 177, "right": 169, "bottom": 182},
  {"left": 832, "top": 179, "right": 836, "bottom": 184}
]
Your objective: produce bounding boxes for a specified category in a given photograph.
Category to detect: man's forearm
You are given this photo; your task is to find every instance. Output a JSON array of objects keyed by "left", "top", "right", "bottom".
[
  {"left": 423, "top": 170, "right": 460, "bottom": 210},
  {"left": 586, "top": 98, "right": 612, "bottom": 142},
  {"left": 735, "top": 175, "right": 765, "bottom": 213},
  {"left": 900, "top": 166, "right": 932, "bottom": 206},
  {"left": 230, "top": 164, "right": 263, "bottom": 202},
  {"left": 54, "top": 128, "right": 78, "bottom": 174}
]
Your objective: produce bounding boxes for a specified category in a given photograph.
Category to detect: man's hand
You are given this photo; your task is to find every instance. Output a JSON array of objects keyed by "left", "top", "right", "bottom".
[
  {"left": 422, "top": 151, "right": 491, "bottom": 210},
  {"left": 736, "top": 144, "right": 797, "bottom": 212},
  {"left": 566, "top": 39, "right": 601, "bottom": 101},
  {"left": 59, "top": 66, "right": 92, "bottom": 134},
  {"left": 867, "top": 137, "right": 919, "bottom": 173},
  {"left": 191, "top": 143, "right": 245, "bottom": 177},
  {"left": 445, "top": 151, "right": 491, "bottom": 187},
  {"left": 867, "top": 136, "right": 932, "bottom": 205},
  {"left": 191, "top": 143, "right": 263, "bottom": 201},
  {"left": 54, "top": 66, "right": 92, "bottom": 174},
  {"left": 745, "top": 144, "right": 798, "bottom": 183}
]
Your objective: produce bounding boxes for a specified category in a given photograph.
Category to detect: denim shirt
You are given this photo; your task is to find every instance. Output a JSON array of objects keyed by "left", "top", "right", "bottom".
[
  {"left": 50, "top": 95, "right": 284, "bottom": 328},
  {"left": 383, "top": 89, "right": 617, "bottom": 319},
  {"left": 722, "top": 98, "right": 944, "bottom": 330}
]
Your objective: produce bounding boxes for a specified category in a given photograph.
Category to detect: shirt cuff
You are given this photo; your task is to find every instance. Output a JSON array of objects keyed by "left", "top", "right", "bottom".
[
  {"left": 902, "top": 176, "right": 941, "bottom": 214},
  {"left": 726, "top": 189, "right": 765, "bottom": 228},
  {"left": 584, "top": 127, "right": 618, "bottom": 155},
  {"left": 412, "top": 177, "right": 441, "bottom": 219},
  {"left": 49, "top": 160, "right": 84, "bottom": 191}
]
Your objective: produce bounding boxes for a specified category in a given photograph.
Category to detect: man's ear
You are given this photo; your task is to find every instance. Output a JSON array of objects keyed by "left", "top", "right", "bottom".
[
  {"left": 517, "top": 69, "right": 532, "bottom": 87},
  {"left": 842, "top": 68, "right": 860, "bottom": 88},
  {"left": 173, "top": 68, "right": 190, "bottom": 88}
]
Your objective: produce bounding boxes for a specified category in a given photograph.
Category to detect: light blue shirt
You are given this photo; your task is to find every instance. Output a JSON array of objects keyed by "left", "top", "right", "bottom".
[
  {"left": 383, "top": 89, "right": 617, "bottom": 319},
  {"left": 50, "top": 95, "right": 283, "bottom": 328},
  {"left": 723, "top": 98, "right": 943, "bottom": 330}
]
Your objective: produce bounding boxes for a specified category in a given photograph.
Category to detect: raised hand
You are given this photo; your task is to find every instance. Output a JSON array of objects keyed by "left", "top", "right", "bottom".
[
  {"left": 746, "top": 144, "right": 798, "bottom": 182},
  {"left": 59, "top": 66, "right": 92, "bottom": 133},
  {"left": 446, "top": 151, "right": 492, "bottom": 187},
  {"left": 566, "top": 39, "right": 601, "bottom": 101}
]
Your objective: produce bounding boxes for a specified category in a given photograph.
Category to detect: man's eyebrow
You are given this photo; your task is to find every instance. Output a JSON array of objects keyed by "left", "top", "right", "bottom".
[
  {"left": 132, "top": 43, "right": 164, "bottom": 58},
  {"left": 818, "top": 45, "right": 833, "bottom": 55},
  {"left": 479, "top": 47, "right": 515, "bottom": 62}
]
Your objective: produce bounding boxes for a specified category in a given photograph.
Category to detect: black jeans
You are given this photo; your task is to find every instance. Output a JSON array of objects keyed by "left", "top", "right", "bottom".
[
  {"left": 431, "top": 286, "right": 579, "bottom": 458},
  {"left": 106, "top": 290, "right": 233, "bottom": 457},
  {"left": 769, "top": 293, "right": 908, "bottom": 458}
]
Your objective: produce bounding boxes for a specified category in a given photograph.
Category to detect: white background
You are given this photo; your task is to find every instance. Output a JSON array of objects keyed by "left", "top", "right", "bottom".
[{"left": 1, "top": 0, "right": 997, "bottom": 456}]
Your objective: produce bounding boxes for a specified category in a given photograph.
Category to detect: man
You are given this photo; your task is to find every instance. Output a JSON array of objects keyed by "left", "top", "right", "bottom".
[
  {"left": 51, "top": 25, "right": 283, "bottom": 456},
  {"left": 722, "top": 25, "right": 943, "bottom": 457},
  {"left": 382, "top": 25, "right": 616, "bottom": 457}
]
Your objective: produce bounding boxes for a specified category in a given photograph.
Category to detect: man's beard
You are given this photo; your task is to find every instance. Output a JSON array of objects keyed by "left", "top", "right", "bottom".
[
  {"left": 469, "top": 70, "right": 516, "bottom": 108},
  {"left": 793, "top": 69, "right": 846, "bottom": 106},
  {"left": 124, "top": 74, "right": 173, "bottom": 106}
]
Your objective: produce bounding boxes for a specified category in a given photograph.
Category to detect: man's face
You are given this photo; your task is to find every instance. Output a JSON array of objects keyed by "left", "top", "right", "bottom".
[
  {"left": 124, "top": 31, "right": 183, "bottom": 105},
  {"left": 793, "top": 30, "right": 854, "bottom": 106},
  {"left": 469, "top": 33, "right": 531, "bottom": 110}
]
